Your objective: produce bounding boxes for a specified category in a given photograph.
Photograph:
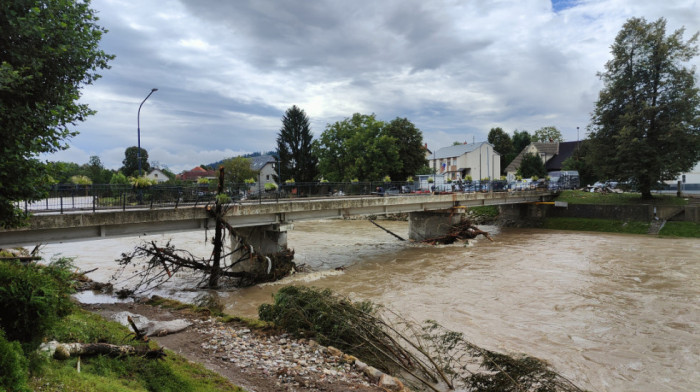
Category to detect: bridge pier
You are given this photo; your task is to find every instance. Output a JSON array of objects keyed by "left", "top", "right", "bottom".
[
  {"left": 227, "top": 223, "right": 289, "bottom": 275},
  {"left": 408, "top": 210, "right": 465, "bottom": 241}
]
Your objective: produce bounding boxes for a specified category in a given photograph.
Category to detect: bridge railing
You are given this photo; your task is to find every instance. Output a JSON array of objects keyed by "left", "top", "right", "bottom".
[{"left": 15, "top": 180, "right": 550, "bottom": 214}]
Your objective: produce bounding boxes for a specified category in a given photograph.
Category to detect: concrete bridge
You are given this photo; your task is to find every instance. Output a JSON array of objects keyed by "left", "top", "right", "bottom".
[{"left": 0, "top": 191, "right": 555, "bottom": 248}]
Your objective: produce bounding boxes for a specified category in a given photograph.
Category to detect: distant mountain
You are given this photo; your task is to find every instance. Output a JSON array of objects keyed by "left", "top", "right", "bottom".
[{"left": 206, "top": 151, "right": 277, "bottom": 169}]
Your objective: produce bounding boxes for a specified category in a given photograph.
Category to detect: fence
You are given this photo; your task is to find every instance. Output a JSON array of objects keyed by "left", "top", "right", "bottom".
[{"left": 15, "top": 180, "right": 541, "bottom": 214}]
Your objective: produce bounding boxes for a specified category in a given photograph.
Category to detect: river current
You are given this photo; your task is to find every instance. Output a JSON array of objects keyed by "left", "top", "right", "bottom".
[{"left": 40, "top": 219, "right": 699, "bottom": 392}]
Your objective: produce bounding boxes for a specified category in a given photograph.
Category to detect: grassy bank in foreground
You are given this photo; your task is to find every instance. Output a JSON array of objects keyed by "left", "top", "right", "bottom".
[
  {"left": 30, "top": 308, "right": 244, "bottom": 392},
  {"left": 543, "top": 217, "right": 650, "bottom": 234},
  {"left": 555, "top": 190, "right": 688, "bottom": 205}
]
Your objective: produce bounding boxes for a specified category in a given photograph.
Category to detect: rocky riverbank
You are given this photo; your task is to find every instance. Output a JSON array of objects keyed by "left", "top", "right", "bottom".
[{"left": 83, "top": 300, "right": 406, "bottom": 392}]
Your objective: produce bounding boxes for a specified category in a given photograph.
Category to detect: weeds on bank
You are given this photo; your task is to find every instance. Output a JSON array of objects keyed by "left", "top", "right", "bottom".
[
  {"left": 544, "top": 217, "right": 649, "bottom": 234},
  {"left": 658, "top": 221, "right": 700, "bottom": 237},
  {"left": 555, "top": 190, "right": 687, "bottom": 206}
]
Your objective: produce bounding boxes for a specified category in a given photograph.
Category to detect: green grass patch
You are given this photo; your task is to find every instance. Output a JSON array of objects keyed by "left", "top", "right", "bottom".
[
  {"left": 219, "top": 314, "right": 275, "bottom": 331},
  {"left": 658, "top": 221, "right": 700, "bottom": 238},
  {"left": 28, "top": 308, "right": 243, "bottom": 392},
  {"left": 555, "top": 190, "right": 688, "bottom": 206},
  {"left": 468, "top": 205, "right": 500, "bottom": 218},
  {"left": 544, "top": 217, "right": 649, "bottom": 234}
]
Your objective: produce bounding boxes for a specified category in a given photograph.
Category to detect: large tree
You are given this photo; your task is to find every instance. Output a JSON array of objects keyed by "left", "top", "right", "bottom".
[
  {"left": 0, "top": 0, "right": 113, "bottom": 227},
  {"left": 384, "top": 117, "right": 428, "bottom": 181},
  {"left": 589, "top": 17, "right": 700, "bottom": 198},
  {"left": 512, "top": 130, "right": 532, "bottom": 154},
  {"left": 121, "top": 147, "right": 150, "bottom": 177},
  {"left": 488, "top": 127, "right": 514, "bottom": 173},
  {"left": 532, "top": 126, "right": 564, "bottom": 143},
  {"left": 314, "top": 113, "right": 400, "bottom": 182},
  {"left": 276, "top": 105, "right": 318, "bottom": 183},
  {"left": 220, "top": 156, "right": 256, "bottom": 184}
]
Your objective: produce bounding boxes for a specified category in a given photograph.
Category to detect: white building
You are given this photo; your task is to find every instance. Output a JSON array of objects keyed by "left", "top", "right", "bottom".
[
  {"left": 428, "top": 142, "right": 500, "bottom": 181},
  {"left": 145, "top": 168, "right": 169, "bottom": 183}
]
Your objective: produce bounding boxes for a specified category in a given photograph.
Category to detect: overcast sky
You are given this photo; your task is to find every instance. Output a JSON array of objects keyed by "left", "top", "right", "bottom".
[{"left": 44, "top": 0, "right": 700, "bottom": 173}]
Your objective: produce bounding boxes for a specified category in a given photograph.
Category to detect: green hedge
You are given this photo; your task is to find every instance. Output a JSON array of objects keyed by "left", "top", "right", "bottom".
[{"left": 0, "top": 260, "right": 74, "bottom": 343}]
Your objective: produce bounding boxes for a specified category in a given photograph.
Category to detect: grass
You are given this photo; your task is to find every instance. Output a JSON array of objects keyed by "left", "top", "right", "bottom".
[
  {"left": 658, "top": 221, "right": 700, "bottom": 238},
  {"left": 555, "top": 190, "right": 688, "bottom": 206},
  {"left": 28, "top": 308, "right": 244, "bottom": 392},
  {"left": 543, "top": 217, "right": 650, "bottom": 234}
]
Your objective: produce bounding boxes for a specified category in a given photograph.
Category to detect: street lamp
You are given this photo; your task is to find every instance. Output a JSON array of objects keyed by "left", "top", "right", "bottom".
[{"left": 137, "top": 88, "right": 158, "bottom": 177}]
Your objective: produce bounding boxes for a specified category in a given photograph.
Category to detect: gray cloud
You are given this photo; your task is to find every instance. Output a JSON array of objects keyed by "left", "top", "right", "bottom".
[{"left": 43, "top": 0, "right": 700, "bottom": 173}]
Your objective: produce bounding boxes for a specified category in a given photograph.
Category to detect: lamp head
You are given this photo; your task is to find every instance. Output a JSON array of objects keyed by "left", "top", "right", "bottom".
[{"left": 151, "top": 88, "right": 158, "bottom": 92}]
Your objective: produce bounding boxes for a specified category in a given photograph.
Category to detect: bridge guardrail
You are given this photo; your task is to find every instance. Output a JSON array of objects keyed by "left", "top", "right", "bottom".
[{"left": 14, "top": 180, "right": 549, "bottom": 214}]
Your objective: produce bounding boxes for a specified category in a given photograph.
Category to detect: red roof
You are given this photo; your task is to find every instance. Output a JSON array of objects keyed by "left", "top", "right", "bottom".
[{"left": 177, "top": 166, "right": 216, "bottom": 181}]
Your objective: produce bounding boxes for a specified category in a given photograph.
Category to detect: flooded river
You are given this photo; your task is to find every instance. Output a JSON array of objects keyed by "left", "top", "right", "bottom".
[{"left": 41, "top": 219, "right": 699, "bottom": 392}]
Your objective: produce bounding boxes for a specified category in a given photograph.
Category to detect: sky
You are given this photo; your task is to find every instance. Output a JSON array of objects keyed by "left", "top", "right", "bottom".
[{"left": 43, "top": 0, "right": 700, "bottom": 173}]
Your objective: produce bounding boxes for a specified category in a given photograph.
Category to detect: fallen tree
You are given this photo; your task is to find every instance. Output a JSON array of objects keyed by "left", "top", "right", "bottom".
[
  {"left": 40, "top": 341, "right": 165, "bottom": 360},
  {"left": 259, "top": 286, "right": 584, "bottom": 392},
  {"left": 112, "top": 167, "right": 296, "bottom": 293},
  {"left": 421, "top": 218, "right": 493, "bottom": 245}
]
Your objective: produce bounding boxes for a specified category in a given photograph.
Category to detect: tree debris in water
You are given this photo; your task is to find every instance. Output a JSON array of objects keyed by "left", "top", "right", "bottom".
[
  {"left": 112, "top": 167, "right": 296, "bottom": 293},
  {"left": 422, "top": 217, "right": 493, "bottom": 245},
  {"left": 259, "top": 286, "right": 585, "bottom": 392}
]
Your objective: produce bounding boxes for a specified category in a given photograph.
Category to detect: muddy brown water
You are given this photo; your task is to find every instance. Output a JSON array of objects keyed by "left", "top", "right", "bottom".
[{"left": 41, "top": 219, "right": 699, "bottom": 392}]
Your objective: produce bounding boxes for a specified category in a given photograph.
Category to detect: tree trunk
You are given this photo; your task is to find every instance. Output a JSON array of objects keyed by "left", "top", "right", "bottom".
[{"left": 208, "top": 167, "right": 225, "bottom": 288}]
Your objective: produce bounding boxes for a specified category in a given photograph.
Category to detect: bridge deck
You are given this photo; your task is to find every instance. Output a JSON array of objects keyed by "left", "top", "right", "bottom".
[{"left": 0, "top": 191, "right": 554, "bottom": 247}]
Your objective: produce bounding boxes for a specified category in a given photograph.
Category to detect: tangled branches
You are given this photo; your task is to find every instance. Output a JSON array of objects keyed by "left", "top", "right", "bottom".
[
  {"left": 113, "top": 240, "right": 295, "bottom": 294},
  {"left": 422, "top": 217, "right": 493, "bottom": 245},
  {"left": 259, "top": 286, "right": 585, "bottom": 392}
]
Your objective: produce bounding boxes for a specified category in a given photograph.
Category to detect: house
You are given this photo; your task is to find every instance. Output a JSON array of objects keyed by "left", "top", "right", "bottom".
[
  {"left": 250, "top": 155, "right": 278, "bottom": 187},
  {"left": 177, "top": 166, "right": 217, "bottom": 181},
  {"left": 428, "top": 142, "right": 501, "bottom": 181},
  {"left": 504, "top": 141, "right": 582, "bottom": 181},
  {"left": 145, "top": 168, "right": 169, "bottom": 183}
]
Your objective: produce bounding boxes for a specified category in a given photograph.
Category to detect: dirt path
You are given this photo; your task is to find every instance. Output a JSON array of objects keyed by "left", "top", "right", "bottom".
[{"left": 82, "top": 302, "right": 388, "bottom": 392}]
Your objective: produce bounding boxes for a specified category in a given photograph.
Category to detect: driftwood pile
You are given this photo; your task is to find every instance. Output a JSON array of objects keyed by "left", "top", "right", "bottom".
[{"left": 421, "top": 218, "right": 493, "bottom": 245}]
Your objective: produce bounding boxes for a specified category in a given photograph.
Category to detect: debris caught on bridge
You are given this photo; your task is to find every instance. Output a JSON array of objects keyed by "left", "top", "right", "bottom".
[
  {"left": 112, "top": 167, "right": 296, "bottom": 293},
  {"left": 421, "top": 217, "right": 493, "bottom": 245}
]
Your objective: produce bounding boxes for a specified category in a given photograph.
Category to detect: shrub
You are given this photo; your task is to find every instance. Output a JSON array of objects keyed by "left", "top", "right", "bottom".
[
  {"left": 0, "top": 260, "right": 74, "bottom": 343},
  {"left": 0, "top": 331, "right": 28, "bottom": 392},
  {"left": 264, "top": 183, "right": 278, "bottom": 191}
]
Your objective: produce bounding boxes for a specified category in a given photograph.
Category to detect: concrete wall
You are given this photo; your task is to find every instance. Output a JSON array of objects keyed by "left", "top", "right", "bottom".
[
  {"left": 500, "top": 203, "right": 699, "bottom": 224},
  {"left": 408, "top": 211, "right": 465, "bottom": 241}
]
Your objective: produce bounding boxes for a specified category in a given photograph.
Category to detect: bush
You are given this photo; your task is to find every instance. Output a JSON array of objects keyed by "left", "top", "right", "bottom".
[
  {"left": 0, "top": 330, "right": 28, "bottom": 391},
  {"left": 0, "top": 260, "right": 74, "bottom": 343}
]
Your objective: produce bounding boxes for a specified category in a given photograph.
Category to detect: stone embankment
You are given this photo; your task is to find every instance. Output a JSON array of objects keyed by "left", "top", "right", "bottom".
[{"left": 194, "top": 317, "right": 407, "bottom": 391}]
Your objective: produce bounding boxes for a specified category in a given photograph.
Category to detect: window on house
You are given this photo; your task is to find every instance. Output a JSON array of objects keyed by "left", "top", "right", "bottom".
[{"left": 266, "top": 175, "right": 270, "bottom": 180}]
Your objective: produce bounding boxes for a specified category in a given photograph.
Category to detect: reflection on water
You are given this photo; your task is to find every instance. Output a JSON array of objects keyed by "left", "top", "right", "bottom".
[{"left": 41, "top": 219, "right": 699, "bottom": 392}]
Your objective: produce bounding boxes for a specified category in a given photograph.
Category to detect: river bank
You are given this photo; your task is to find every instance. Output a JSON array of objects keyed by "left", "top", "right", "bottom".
[{"left": 81, "top": 299, "right": 391, "bottom": 392}]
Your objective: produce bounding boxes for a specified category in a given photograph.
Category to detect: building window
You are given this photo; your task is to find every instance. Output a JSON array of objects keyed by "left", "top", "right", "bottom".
[{"left": 266, "top": 175, "right": 270, "bottom": 180}]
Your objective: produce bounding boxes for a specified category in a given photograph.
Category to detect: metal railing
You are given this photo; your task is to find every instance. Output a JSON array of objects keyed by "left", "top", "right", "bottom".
[{"left": 15, "top": 180, "right": 550, "bottom": 214}]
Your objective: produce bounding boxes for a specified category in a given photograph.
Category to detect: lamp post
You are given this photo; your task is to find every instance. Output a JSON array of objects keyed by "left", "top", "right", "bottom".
[{"left": 137, "top": 88, "right": 158, "bottom": 177}]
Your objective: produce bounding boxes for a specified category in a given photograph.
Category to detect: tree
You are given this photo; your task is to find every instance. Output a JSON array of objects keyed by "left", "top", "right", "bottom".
[
  {"left": 589, "top": 17, "right": 700, "bottom": 198},
  {"left": 517, "top": 153, "right": 547, "bottom": 178},
  {"left": 532, "top": 126, "right": 564, "bottom": 143},
  {"left": 0, "top": 0, "right": 113, "bottom": 227},
  {"left": 561, "top": 140, "right": 597, "bottom": 187},
  {"left": 314, "top": 113, "right": 400, "bottom": 182},
  {"left": 86, "top": 155, "right": 111, "bottom": 184},
  {"left": 276, "top": 105, "right": 318, "bottom": 183},
  {"left": 121, "top": 147, "right": 150, "bottom": 177},
  {"left": 512, "top": 130, "right": 532, "bottom": 154},
  {"left": 220, "top": 156, "right": 256, "bottom": 185},
  {"left": 45, "top": 161, "right": 83, "bottom": 184},
  {"left": 487, "top": 127, "right": 513, "bottom": 173},
  {"left": 384, "top": 118, "right": 428, "bottom": 181},
  {"left": 109, "top": 171, "right": 129, "bottom": 185}
]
